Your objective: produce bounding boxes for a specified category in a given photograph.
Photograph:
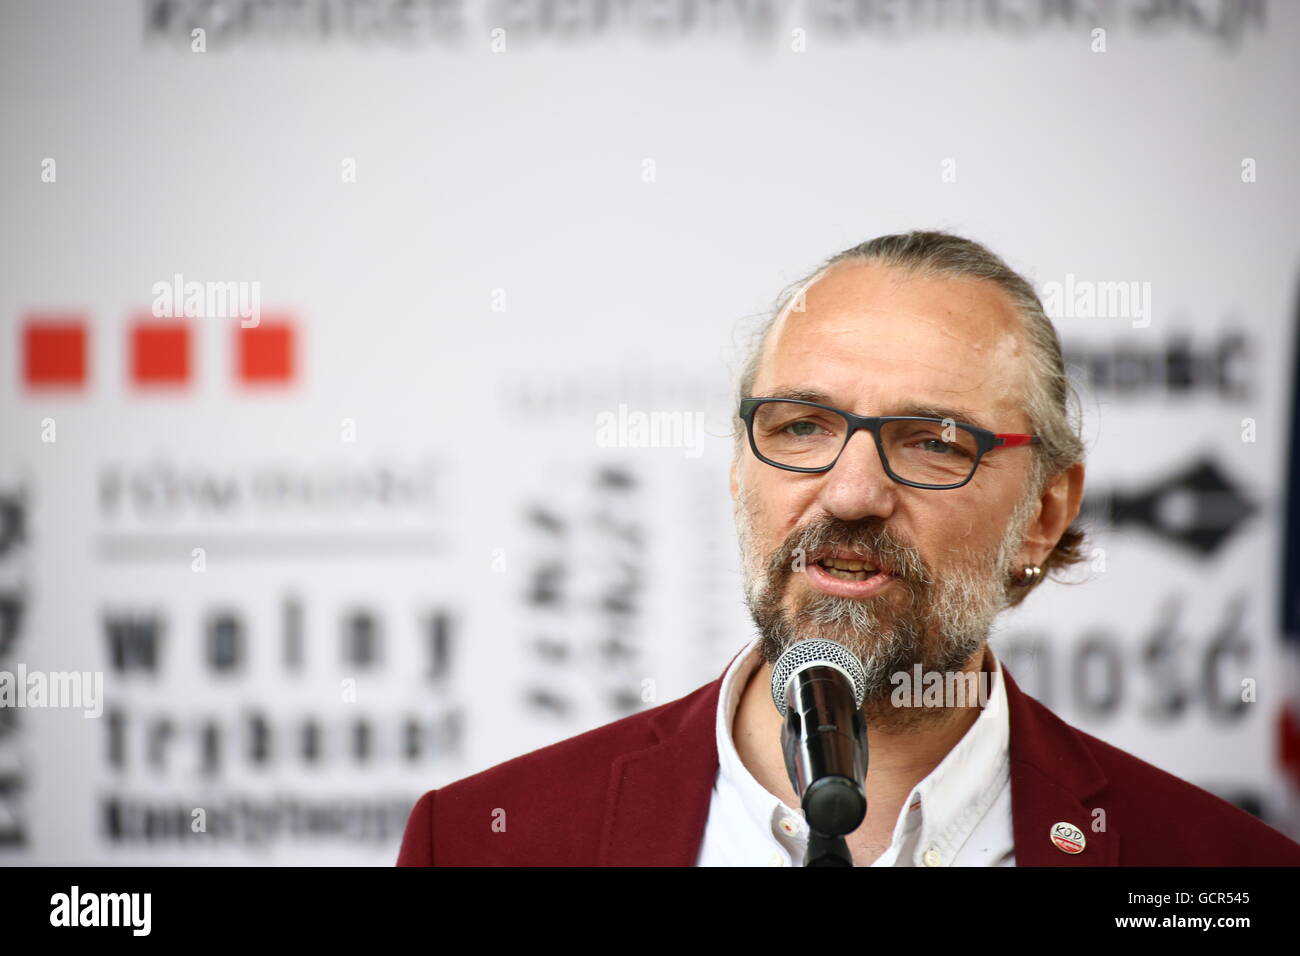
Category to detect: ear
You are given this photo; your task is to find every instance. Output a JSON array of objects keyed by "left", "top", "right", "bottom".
[
  {"left": 1018, "top": 462, "right": 1085, "bottom": 566},
  {"left": 730, "top": 458, "right": 739, "bottom": 502}
]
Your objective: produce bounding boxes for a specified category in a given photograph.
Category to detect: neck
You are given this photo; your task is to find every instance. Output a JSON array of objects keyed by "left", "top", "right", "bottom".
[{"left": 731, "top": 642, "right": 992, "bottom": 863}]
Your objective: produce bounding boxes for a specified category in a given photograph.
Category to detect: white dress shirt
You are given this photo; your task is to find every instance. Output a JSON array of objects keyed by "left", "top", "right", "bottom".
[{"left": 695, "top": 637, "right": 1015, "bottom": 867}]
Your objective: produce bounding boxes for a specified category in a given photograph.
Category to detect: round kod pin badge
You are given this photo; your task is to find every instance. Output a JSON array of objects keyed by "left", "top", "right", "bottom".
[{"left": 1050, "top": 822, "right": 1086, "bottom": 854}]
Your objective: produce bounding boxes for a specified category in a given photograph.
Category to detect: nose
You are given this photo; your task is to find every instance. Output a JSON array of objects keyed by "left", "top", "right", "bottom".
[{"left": 816, "top": 426, "right": 899, "bottom": 521}]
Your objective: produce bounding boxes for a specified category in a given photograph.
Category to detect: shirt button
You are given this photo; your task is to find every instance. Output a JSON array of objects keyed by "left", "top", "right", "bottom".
[
  {"left": 767, "top": 852, "right": 787, "bottom": 866},
  {"left": 778, "top": 816, "right": 803, "bottom": 835},
  {"left": 922, "top": 848, "right": 942, "bottom": 867}
]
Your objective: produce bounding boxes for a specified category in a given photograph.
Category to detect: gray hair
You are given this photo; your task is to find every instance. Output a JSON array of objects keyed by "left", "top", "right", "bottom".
[{"left": 732, "top": 230, "right": 1087, "bottom": 605}]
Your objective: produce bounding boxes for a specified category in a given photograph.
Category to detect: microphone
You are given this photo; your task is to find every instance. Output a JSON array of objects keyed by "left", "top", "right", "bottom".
[{"left": 770, "top": 639, "right": 869, "bottom": 865}]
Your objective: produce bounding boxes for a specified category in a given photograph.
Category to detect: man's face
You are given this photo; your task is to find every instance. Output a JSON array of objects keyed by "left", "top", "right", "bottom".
[{"left": 732, "top": 261, "right": 1041, "bottom": 725}]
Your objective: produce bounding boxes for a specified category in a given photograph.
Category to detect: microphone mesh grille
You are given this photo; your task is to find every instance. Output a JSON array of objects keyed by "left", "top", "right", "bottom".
[{"left": 769, "top": 639, "right": 868, "bottom": 717}]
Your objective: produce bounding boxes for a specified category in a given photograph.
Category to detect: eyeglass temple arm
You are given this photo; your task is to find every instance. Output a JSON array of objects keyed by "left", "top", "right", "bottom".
[{"left": 993, "top": 434, "right": 1040, "bottom": 448}]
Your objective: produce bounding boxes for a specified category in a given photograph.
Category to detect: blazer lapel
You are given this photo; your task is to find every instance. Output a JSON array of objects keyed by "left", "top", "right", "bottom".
[
  {"left": 1002, "top": 664, "right": 1119, "bottom": 865},
  {"left": 598, "top": 675, "right": 723, "bottom": 866},
  {"left": 601, "top": 646, "right": 756, "bottom": 865}
]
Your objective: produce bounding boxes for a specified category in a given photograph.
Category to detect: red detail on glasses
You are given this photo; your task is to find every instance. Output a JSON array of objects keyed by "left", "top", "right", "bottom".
[
  {"left": 23, "top": 317, "right": 87, "bottom": 387},
  {"left": 995, "top": 434, "right": 1036, "bottom": 447},
  {"left": 236, "top": 319, "right": 295, "bottom": 384},
  {"left": 131, "top": 319, "right": 190, "bottom": 385}
]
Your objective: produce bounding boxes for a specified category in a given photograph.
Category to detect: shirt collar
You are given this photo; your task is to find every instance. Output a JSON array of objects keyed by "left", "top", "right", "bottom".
[
  {"left": 715, "top": 638, "right": 806, "bottom": 841},
  {"left": 715, "top": 637, "right": 1010, "bottom": 864}
]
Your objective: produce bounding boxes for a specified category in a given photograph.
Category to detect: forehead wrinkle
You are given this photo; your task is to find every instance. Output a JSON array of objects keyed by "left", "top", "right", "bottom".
[
  {"left": 774, "top": 294, "right": 1021, "bottom": 363},
  {"left": 756, "top": 263, "right": 1033, "bottom": 426},
  {"left": 767, "top": 320, "right": 1014, "bottom": 407}
]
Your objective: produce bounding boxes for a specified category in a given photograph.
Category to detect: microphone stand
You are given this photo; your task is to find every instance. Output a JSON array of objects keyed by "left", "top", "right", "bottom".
[
  {"left": 799, "top": 772, "right": 865, "bottom": 866},
  {"left": 805, "top": 831, "right": 855, "bottom": 867}
]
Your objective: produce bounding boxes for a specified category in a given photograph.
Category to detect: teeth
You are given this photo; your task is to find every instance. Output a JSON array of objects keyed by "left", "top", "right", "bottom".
[
  {"left": 817, "top": 557, "right": 880, "bottom": 581},
  {"left": 822, "top": 566, "right": 875, "bottom": 581},
  {"left": 820, "top": 557, "right": 877, "bottom": 572}
]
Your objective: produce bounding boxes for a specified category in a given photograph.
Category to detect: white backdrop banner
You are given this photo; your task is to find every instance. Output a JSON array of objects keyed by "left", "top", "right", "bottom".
[{"left": 1, "top": 0, "right": 1297, "bottom": 864}]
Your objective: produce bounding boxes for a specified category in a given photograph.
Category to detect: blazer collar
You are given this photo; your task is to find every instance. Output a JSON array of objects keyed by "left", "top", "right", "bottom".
[
  {"left": 598, "top": 649, "right": 1118, "bottom": 866},
  {"left": 598, "top": 650, "right": 738, "bottom": 866},
  {"left": 1001, "top": 664, "right": 1118, "bottom": 865}
]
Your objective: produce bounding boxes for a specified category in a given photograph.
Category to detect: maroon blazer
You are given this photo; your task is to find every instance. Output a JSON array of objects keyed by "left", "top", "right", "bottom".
[{"left": 396, "top": 657, "right": 1300, "bottom": 866}]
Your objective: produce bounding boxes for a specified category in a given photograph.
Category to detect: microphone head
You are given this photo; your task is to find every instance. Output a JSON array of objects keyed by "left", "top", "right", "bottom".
[{"left": 770, "top": 638, "right": 868, "bottom": 717}]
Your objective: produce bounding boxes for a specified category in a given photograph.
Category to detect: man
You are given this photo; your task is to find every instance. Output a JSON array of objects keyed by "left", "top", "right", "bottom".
[{"left": 397, "top": 231, "right": 1300, "bottom": 866}]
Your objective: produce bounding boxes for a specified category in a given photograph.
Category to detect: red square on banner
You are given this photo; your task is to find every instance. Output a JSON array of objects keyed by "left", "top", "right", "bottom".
[
  {"left": 236, "top": 320, "right": 295, "bottom": 384},
  {"left": 131, "top": 320, "right": 190, "bottom": 385},
  {"left": 23, "top": 317, "right": 87, "bottom": 387}
]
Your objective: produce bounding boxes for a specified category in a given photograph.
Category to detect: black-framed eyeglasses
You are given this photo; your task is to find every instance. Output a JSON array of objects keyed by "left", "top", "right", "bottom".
[{"left": 738, "top": 397, "right": 1041, "bottom": 490}]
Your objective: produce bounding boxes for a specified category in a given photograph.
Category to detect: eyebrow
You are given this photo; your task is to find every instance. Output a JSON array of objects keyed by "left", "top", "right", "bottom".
[{"left": 755, "top": 386, "right": 997, "bottom": 433}]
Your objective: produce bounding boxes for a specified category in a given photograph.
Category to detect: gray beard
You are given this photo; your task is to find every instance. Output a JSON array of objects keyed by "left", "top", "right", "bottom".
[{"left": 733, "top": 472, "right": 1037, "bottom": 729}]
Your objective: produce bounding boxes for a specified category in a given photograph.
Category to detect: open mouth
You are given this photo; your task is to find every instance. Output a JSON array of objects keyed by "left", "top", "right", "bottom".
[{"left": 814, "top": 557, "right": 882, "bottom": 582}]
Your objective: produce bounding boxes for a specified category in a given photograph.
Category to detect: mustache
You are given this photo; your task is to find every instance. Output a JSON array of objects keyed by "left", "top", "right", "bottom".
[{"left": 765, "top": 516, "right": 930, "bottom": 585}]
